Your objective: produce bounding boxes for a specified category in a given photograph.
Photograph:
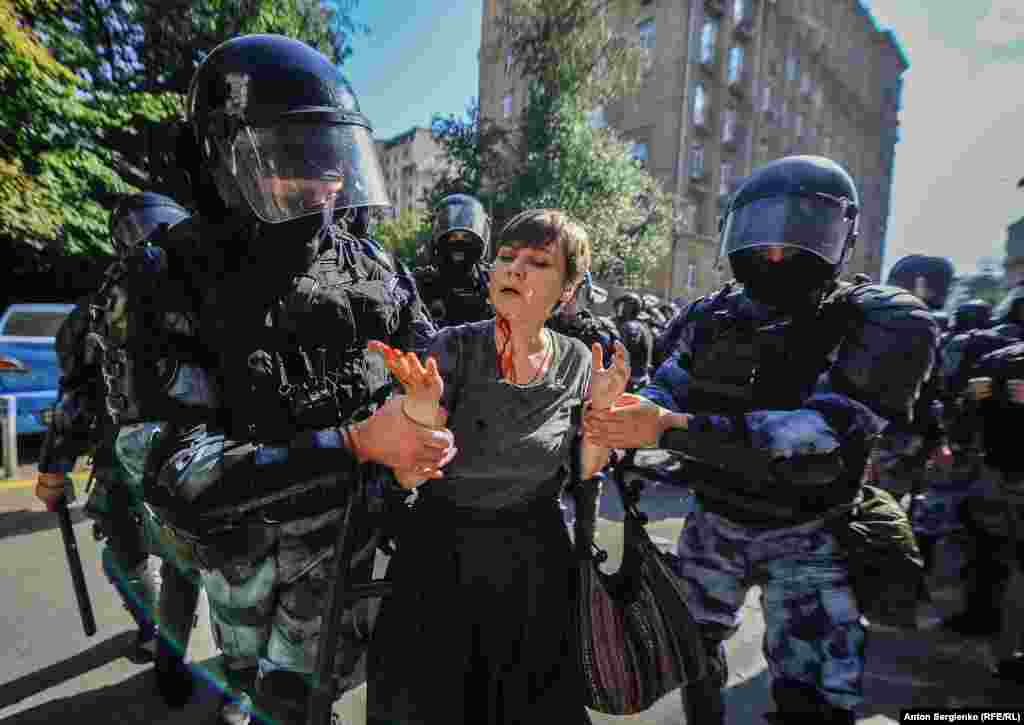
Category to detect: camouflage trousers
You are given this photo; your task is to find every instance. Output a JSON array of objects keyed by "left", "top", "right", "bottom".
[
  {"left": 84, "top": 424, "right": 169, "bottom": 636},
  {"left": 159, "top": 436, "right": 375, "bottom": 696},
  {"left": 672, "top": 501, "right": 866, "bottom": 711}
]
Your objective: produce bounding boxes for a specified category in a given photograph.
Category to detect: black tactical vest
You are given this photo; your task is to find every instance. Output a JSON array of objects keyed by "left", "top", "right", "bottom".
[
  {"left": 414, "top": 264, "right": 493, "bottom": 328},
  {"left": 204, "top": 231, "right": 403, "bottom": 444}
]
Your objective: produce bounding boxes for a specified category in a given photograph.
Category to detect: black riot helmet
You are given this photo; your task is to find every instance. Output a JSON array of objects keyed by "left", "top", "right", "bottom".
[
  {"left": 432, "top": 194, "right": 490, "bottom": 269},
  {"left": 885, "top": 254, "right": 956, "bottom": 311},
  {"left": 614, "top": 292, "right": 644, "bottom": 321},
  {"left": 719, "top": 155, "right": 860, "bottom": 310},
  {"left": 952, "top": 298, "right": 992, "bottom": 332},
  {"left": 186, "top": 34, "right": 390, "bottom": 225},
  {"left": 992, "top": 284, "right": 1024, "bottom": 326},
  {"left": 109, "top": 193, "right": 190, "bottom": 256}
]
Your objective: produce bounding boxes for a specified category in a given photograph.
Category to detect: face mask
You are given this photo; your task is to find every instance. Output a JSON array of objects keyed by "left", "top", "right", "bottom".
[{"left": 735, "top": 250, "right": 832, "bottom": 312}]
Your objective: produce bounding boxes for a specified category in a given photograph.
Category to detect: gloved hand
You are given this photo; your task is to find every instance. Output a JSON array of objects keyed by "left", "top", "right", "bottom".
[{"left": 36, "top": 472, "right": 73, "bottom": 512}]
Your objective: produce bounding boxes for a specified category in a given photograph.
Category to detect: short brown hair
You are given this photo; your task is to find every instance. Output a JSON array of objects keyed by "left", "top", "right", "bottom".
[{"left": 495, "top": 209, "right": 592, "bottom": 287}]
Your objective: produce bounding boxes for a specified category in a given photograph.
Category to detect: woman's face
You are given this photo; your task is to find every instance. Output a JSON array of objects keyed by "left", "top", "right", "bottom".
[{"left": 489, "top": 240, "right": 575, "bottom": 324}]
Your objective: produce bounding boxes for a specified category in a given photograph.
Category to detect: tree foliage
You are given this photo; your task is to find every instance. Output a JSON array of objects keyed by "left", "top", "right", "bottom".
[
  {"left": 1, "top": 0, "right": 366, "bottom": 264},
  {"left": 374, "top": 209, "right": 432, "bottom": 269},
  {"left": 429, "top": 0, "right": 673, "bottom": 288}
]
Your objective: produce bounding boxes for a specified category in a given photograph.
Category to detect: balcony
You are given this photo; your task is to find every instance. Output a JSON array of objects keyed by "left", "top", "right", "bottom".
[
  {"left": 727, "top": 74, "right": 748, "bottom": 99},
  {"left": 689, "top": 175, "right": 710, "bottom": 195},
  {"left": 704, "top": 0, "right": 725, "bottom": 17},
  {"left": 721, "top": 128, "right": 743, "bottom": 151},
  {"left": 734, "top": 17, "right": 755, "bottom": 40}
]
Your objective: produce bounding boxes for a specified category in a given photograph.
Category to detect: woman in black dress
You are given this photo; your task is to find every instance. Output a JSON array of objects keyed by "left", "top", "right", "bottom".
[{"left": 366, "top": 209, "right": 629, "bottom": 724}]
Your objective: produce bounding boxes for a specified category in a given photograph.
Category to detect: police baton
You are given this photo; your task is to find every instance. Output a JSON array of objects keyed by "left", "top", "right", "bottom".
[
  {"left": 56, "top": 493, "right": 97, "bottom": 637},
  {"left": 40, "top": 420, "right": 97, "bottom": 637}
]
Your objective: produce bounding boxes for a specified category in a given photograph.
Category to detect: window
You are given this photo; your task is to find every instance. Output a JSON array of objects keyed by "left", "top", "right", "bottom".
[
  {"left": 733, "top": 0, "right": 746, "bottom": 24},
  {"left": 795, "top": 113, "right": 804, "bottom": 139},
  {"left": 687, "top": 262, "right": 697, "bottom": 290},
  {"left": 720, "top": 161, "right": 733, "bottom": 197},
  {"left": 502, "top": 93, "right": 513, "bottom": 118},
  {"left": 690, "top": 142, "right": 705, "bottom": 179},
  {"left": 587, "top": 105, "right": 607, "bottom": 129},
  {"left": 813, "top": 86, "right": 824, "bottom": 109},
  {"left": 780, "top": 99, "right": 789, "bottom": 127},
  {"left": 800, "top": 70, "right": 813, "bottom": 96},
  {"left": 700, "top": 19, "right": 718, "bottom": 64},
  {"left": 693, "top": 82, "right": 707, "bottom": 125},
  {"left": 722, "top": 108, "right": 737, "bottom": 143},
  {"left": 823, "top": 135, "right": 833, "bottom": 154},
  {"left": 760, "top": 84, "right": 772, "bottom": 112},
  {"left": 727, "top": 45, "right": 744, "bottom": 84},
  {"left": 0, "top": 308, "right": 71, "bottom": 338},
  {"left": 785, "top": 53, "right": 799, "bottom": 82},
  {"left": 631, "top": 141, "right": 649, "bottom": 166},
  {"left": 505, "top": 49, "right": 514, "bottom": 76},
  {"left": 638, "top": 18, "right": 656, "bottom": 50}
]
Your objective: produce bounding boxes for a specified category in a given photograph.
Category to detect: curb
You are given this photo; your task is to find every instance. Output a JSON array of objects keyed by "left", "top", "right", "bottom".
[{"left": 0, "top": 470, "right": 92, "bottom": 492}]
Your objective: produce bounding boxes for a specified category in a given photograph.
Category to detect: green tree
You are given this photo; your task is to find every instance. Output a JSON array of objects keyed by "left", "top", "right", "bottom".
[
  {"left": 430, "top": 0, "right": 673, "bottom": 288},
  {"left": 2, "top": 0, "right": 367, "bottom": 263},
  {"left": 374, "top": 209, "right": 432, "bottom": 269}
]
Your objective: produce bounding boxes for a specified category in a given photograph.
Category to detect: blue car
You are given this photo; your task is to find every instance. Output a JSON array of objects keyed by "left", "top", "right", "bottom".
[{"left": 0, "top": 303, "right": 76, "bottom": 436}]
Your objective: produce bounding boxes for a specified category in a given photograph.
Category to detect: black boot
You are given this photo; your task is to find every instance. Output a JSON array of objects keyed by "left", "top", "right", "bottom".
[
  {"left": 154, "top": 563, "right": 201, "bottom": 708},
  {"left": 943, "top": 535, "right": 1009, "bottom": 637},
  {"left": 683, "top": 678, "right": 725, "bottom": 725}
]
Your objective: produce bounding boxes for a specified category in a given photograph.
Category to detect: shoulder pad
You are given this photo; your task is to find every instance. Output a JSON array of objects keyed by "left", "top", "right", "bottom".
[
  {"left": 359, "top": 236, "right": 395, "bottom": 272},
  {"left": 829, "top": 283, "right": 939, "bottom": 423}
]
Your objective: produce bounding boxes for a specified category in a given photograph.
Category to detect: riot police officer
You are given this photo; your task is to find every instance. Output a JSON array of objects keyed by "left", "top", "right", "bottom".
[
  {"left": 35, "top": 193, "right": 192, "bottom": 665},
  {"left": 413, "top": 193, "right": 493, "bottom": 327},
  {"left": 585, "top": 156, "right": 938, "bottom": 725},
  {"left": 939, "top": 285, "right": 1024, "bottom": 637},
  {"left": 98, "top": 35, "right": 452, "bottom": 725},
  {"left": 614, "top": 291, "right": 654, "bottom": 390},
  {"left": 545, "top": 274, "right": 618, "bottom": 365}
]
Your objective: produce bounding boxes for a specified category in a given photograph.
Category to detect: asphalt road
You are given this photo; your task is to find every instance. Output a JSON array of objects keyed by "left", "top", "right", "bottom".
[{"left": 2, "top": 451, "right": 1024, "bottom": 723}]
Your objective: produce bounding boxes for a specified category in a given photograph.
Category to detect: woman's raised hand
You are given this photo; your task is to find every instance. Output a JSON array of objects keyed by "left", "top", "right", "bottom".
[
  {"left": 368, "top": 340, "right": 444, "bottom": 428},
  {"left": 589, "top": 340, "right": 630, "bottom": 411}
]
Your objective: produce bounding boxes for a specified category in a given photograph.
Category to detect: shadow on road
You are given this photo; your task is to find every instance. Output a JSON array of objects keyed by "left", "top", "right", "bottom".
[
  {"left": 0, "top": 505, "right": 88, "bottom": 541},
  {"left": 0, "top": 667, "right": 222, "bottom": 725},
  {"left": 0, "top": 631, "right": 140, "bottom": 710}
]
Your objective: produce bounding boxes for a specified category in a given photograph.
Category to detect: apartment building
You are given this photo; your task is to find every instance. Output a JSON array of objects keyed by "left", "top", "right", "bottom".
[
  {"left": 375, "top": 126, "right": 449, "bottom": 217},
  {"left": 478, "top": 0, "right": 908, "bottom": 299}
]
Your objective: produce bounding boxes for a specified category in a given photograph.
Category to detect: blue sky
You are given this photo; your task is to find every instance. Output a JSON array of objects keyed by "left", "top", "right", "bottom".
[{"left": 345, "top": 1, "right": 1024, "bottom": 278}]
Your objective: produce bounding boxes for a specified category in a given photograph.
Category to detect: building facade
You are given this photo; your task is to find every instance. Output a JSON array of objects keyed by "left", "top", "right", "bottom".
[
  {"left": 478, "top": 0, "right": 907, "bottom": 299},
  {"left": 375, "top": 126, "right": 449, "bottom": 217}
]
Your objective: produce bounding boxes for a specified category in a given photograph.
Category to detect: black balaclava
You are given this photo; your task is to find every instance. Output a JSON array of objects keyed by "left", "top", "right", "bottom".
[{"left": 730, "top": 248, "right": 834, "bottom": 313}]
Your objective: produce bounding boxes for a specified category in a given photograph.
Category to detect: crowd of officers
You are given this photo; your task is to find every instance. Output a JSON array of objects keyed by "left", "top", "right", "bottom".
[
  {"left": 25, "top": 30, "right": 1024, "bottom": 725},
  {"left": 869, "top": 283, "right": 1024, "bottom": 681}
]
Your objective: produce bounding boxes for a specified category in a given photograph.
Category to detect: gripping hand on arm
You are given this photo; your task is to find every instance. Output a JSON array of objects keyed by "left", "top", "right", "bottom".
[{"left": 365, "top": 340, "right": 452, "bottom": 488}]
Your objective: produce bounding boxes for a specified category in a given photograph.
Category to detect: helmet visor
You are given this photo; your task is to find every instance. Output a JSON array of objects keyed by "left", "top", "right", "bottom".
[
  {"left": 111, "top": 205, "right": 188, "bottom": 251},
  {"left": 435, "top": 200, "right": 490, "bottom": 246},
  {"left": 226, "top": 123, "right": 390, "bottom": 224},
  {"left": 721, "top": 193, "right": 853, "bottom": 266}
]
